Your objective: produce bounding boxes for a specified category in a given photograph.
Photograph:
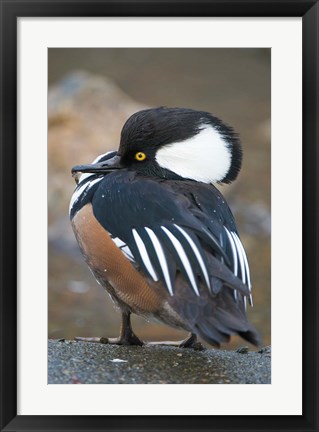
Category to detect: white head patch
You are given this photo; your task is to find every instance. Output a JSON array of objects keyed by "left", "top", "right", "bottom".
[{"left": 155, "top": 125, "right": 232, "bottom": 183}]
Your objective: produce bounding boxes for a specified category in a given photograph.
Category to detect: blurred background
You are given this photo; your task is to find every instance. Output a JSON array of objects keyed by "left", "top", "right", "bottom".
[{"left": 48, "top": 48, "right": 270, "bottom": 350}]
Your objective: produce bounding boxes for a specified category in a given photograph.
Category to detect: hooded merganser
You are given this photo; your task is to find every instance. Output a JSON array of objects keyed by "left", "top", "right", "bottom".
[{"left": 70, "top": 107, "right": 260, "bottom": 348}]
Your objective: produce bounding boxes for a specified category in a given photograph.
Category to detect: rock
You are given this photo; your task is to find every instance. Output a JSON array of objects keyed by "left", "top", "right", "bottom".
[
  {"left": 48, "top": 339, "right": 271, "bottom": 384},
  {"left": 48, "top": 71, "right": 146, "bottom": 246}
]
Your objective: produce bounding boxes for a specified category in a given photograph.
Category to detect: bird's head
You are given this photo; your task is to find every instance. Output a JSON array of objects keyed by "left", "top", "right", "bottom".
[{"left": 72, "top": 107, "right": 242, "bottom": 184}]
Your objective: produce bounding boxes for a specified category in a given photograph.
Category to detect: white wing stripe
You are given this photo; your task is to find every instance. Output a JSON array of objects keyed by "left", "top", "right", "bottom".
[
  {"left": 78, "top": 172, "right": 95, "bottom": 184},
  {"left": 233, "top": 233, "right": 251, "bottom": 290},
  {"left": 87, "top": 177, "right": 104, "bottom": 188},
  {"left": 121, "top": 245, "right": 135, "bottom": 262},
  {"left": 112, "top": 237, "right": 126, "bottom": 248},
  {"left": 144, "top": 227, "right": 173, "bottom": 296},
  {"left": 231, "top": 232, "right": 246, "bottom": 285},
  {"left": 224, "top": 227, "right": 238, "bottom": 276},
  {"left": 69, "top": 182, "right": 89, "bottom": 214},
  {"left": 233, "top": 233, "right": 253, "bottom": 306},
  {"left": 132, "top": 229, "right": 159, "bottom": 282},
  {"left": 249, "top": 294, "right": 254, "bottom": 307},
  {"left": 161, "top": 226, "right": 200, "bottom": 297},
  {"left": 92, "top": 151, "right": 114, "bottom": 164},
  {"left": 224, "top": 227, "right": 239, "bottom": 301},
  {"left": 231, "top": 232, "right": 249, "bottom": 310},
  {"left": 174, "top": 224, "right": 210, "bottom": 290},
  {"left": 111, "top": 237, "right": 135, "bottom": 261},
  {"left": 69, "top": 177, "right": 102, "bottom": 214},
  {"left": 78, "top": 151, "right": 115, "bottom": 185}
]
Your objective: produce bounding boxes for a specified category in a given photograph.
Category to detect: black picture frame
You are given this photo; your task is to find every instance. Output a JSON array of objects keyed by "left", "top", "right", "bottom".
[{"left": 1, "top": 1, "right": 318, "bottom": 431}]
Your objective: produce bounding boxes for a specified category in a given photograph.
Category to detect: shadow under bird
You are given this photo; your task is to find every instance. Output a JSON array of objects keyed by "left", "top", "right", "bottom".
[{"left": 69, "top": 107, "right": 260, "bottom": 349}]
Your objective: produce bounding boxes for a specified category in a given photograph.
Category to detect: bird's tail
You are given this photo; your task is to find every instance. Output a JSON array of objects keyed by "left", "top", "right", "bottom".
[{"left": 193, "top": 305, "right": 262, "bottom": 348}]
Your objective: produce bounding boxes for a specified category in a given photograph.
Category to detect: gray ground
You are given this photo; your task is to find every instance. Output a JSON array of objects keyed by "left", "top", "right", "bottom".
[{"left": 48, "top": 339, "right": 271, "bottom": 384}]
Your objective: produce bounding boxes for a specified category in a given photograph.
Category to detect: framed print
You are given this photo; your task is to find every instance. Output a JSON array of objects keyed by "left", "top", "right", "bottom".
[{"left": 1, "top": 1, "right": 318, "bottom": 431}]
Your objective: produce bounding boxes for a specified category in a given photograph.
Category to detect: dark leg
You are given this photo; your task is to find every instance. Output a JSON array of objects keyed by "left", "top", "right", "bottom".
[
  {"left": 75, "top": 311, "right": 143, "bottom": 346},
  {"left": 179, "top": 332, "right": 205, "bottom": 350},
  {"left": 108, "top": 311, "right": 143, "bottom": 346},
  {"left": 146, "top": 332, "right": 205, "bottom": 350}
]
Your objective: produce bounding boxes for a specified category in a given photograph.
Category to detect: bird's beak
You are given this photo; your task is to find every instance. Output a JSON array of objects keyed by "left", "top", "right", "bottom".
[{"left": 71, "top": 154, "right": 122, "bottom": 176}]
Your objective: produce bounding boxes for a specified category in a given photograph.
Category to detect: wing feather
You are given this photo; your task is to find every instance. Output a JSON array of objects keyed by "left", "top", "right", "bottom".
[
  {"left": 91, "top": 172, "right": 253, "bottom": 303},
  {"left": 132, "top": 228, "right": 159, "bottom": 282},
  {"left": 144, "top": 227, "right": 174, "bottom": 296}
]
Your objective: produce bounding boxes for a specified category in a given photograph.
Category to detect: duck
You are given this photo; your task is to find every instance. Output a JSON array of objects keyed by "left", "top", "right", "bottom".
[{"left": 69, "top": 107, "right": 260, "bottom": 349}]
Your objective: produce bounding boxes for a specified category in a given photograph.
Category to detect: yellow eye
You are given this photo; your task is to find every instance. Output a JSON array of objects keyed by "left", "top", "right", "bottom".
[{"left": 134, "top": 152, "right": 147, "bottom": 162}]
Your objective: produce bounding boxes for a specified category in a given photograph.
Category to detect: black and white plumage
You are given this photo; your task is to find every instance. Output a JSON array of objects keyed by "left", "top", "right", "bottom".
[{"left": 70, "top": 107, "right": 260, "bottom": 347}]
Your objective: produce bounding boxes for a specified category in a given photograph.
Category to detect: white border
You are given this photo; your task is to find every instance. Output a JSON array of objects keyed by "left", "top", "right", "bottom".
[{"left": 18, "top": 18, "right": 302, "bottom": 415}]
